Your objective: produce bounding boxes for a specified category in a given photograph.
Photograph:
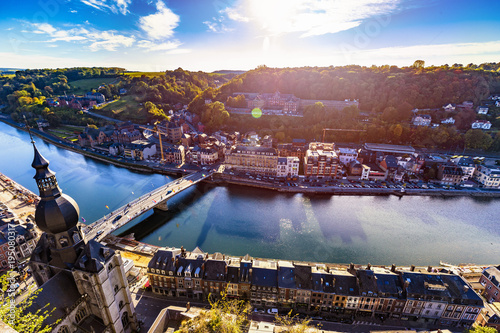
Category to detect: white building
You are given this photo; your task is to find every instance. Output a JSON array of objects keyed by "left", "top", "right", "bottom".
[
  {"left": 474, "top": 164, "right": 500, "bottom": 188},
  {"left": 450, "top": 156, "right": 476, "bottom": 180},
  {"left": 337, "top": 148, "right": 358, "bottom": 165},
  {"left": 441, "top": 117, "right": 455, "bottom": 124},
  {"left": 276, "top": 156, "right": 299, "bottom": 178},
  {"left": 471, "top": 120, "right": 492, "bottom": 130},
  {"left": 476, "top": 106, "right": 489, "bottom": 114}
]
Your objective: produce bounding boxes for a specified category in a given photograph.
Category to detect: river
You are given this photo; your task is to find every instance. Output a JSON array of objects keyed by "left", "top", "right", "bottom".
[{"left": 0, "top": 121, "right": 498, "bottom": 266}]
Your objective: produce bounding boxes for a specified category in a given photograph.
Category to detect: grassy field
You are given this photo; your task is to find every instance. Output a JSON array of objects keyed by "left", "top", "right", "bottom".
[
  {"left": 95, "top": 95, "right": 147, "bottom": 122},
  {"left": 124, "top": 71, "right": 165, "bottom": 78},
  {"left": 69, "top": 77, "right": 118, "bottom": 95},
  {"left": 1, "top": 74, "right": 16, "bottom": 78}
]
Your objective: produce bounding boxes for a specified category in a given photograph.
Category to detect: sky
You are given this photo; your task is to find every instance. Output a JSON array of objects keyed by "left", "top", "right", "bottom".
[{"left": 1, "top": 0, "right": 500, "bottom": 72}]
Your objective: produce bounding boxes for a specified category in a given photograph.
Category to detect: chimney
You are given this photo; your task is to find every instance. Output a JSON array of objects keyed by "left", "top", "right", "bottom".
[
  {"left": 391, "top": 264, "right": 396, "bottom": 273},
  {"left": 427, "top": 266, "right": 432, "bottom": 272},
  {"left": 367, "top": 263, "right": 372, "bottom": 270},
  {"left": 350, "top": 263, "right": 354, "bottom": 270},
  {"left": 463, "top": 285, "right": 470, "bottom": 293},
  {"left": 410, "top": 265, "right": 415, "bottom": 272}
]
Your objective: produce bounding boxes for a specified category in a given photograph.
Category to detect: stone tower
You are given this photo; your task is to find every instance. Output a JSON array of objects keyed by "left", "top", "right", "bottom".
[{"left": 29, "top": 143, "right": 138, "bottom": 333}]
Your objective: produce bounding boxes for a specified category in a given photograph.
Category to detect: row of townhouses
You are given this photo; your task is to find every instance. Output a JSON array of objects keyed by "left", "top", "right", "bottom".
[{"left": 147, "top": 247, "right": 486, "bottom": 329}]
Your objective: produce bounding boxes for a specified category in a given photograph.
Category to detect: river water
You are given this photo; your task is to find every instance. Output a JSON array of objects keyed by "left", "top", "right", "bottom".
[{"left": 0, "top": 121, "right": 498, "bottom": 266}]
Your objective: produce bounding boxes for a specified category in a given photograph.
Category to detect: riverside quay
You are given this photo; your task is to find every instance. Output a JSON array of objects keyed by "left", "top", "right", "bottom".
[{"left": 147, "top": 247, "right": 485, "bottom": 329}]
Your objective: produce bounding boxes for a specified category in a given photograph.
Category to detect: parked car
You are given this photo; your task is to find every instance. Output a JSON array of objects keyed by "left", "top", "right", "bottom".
[{"left": 267, "top": 308, "right": 278, "bottom": 315}]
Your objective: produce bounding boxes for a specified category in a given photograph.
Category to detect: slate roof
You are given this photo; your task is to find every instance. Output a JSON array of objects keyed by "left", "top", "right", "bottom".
[
  {"left": 148, "top": 249, "right": 180, "bottom": 273},
  {"left": 27, "top": 270, "right": 82, "bottom": 326},
  {"left": 294, "top": 264, "right": 312, "bottom": 290},
  {"left": 483, "top": 266, "right": 500, "bottom": 288},
  {"left": 278, "top": 261, "right": 295, "bottom": 289},
  {"left": 74, "top": 240, "right": 115, "bottom": 273},
  {"left": 373, "top": 270, "right": 402, "bottom": 297},
  {"left": 204, "top": 256, "right": 227, "bottom": 281},
  {"left": 251, "top": 260, "right": 278, "bottom": 288},
  {"left": 330, "top": 270, "right": 359, "bottom": 296},
  {"left": 357, "top": 269, "right": 379, "bottom": 295},
  {"left": 440, "top": 274, "right": 483, "bottom": 306}
]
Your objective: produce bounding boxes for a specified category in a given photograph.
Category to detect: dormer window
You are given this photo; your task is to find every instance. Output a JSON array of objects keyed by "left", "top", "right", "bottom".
[
  {"left": 72, "top": 232, "right": 80, "bottom": 243},
  {"left": 59, "top": 236, "right": 69, "bottom": 247}
]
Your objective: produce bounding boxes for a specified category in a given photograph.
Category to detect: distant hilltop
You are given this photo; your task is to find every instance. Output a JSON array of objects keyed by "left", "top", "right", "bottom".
[
  {"left": 212, "top": 70, "right": 247, "bottom": 75},
  {"left": 0, "top": 68, "right": 25, "bottom": 73}
]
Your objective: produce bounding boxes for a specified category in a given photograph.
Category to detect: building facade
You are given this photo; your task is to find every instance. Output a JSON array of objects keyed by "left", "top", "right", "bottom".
[{"left": 225, "top": 146, "right": 278, "bottom": 176}]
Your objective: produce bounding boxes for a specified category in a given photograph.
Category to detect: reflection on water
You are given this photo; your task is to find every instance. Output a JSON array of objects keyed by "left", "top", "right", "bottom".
[{"left": 1, "top": 122, "right": 499, "bottom": 266}]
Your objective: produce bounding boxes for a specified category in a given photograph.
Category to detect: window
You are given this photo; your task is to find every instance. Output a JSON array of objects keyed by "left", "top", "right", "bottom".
[
  {"left": 75, "top": 307, "right": 87, "bottom": 323},
  {"left": 58, "top": 326, "right": 69, "bottom": 333},
  {"left": 114, "top": 285, "right": 119, "bottom": 294},
  {"left": 121, "top": 312, "right": 129, "bottom": 327},
  {"left": 119, "top": 300, "right": 124, "bottom": 309},
  {"left": 108, "top": 263, "right": 113, "bottom": 271}
]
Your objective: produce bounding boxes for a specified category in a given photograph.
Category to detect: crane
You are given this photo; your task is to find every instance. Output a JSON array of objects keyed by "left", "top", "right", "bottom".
[
  {"left": 322, "top": 128, "right": 366, "bottom": 143},
  {"left": 139, "top": 122, "right": 168, "bottom": 163}
]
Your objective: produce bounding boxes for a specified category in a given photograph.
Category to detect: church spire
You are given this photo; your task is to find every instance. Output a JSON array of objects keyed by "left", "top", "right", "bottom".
[{"left": 26, "top": 119, "right": 80, "bottom": 235}]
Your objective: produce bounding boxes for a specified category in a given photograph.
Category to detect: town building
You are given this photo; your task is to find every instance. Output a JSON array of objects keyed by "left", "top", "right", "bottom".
[
  {"left": 84, "top": 92, "right": 106, "bottom": 104},
  {"left": 412, "top": 114, "right": 432, "bottom": 126},
  {"left": 225, "top": 146, "right": 278, "bottom": 176},
  {"left": 471, "top": 120, "right": 492, "bottom": 130},
  {"left": 337, "top": 148, "right": 358, "bottom": 165},
  {"left": 164, "top": 145, "right": 185, "bottom": 165},
  {"left": 450, "top": 156, "right": 476, "bottom": 181},
  {"left": 304, "top": 143, "right": 339, "bottom": 178},
  {"left": 476, "top": 106, "right": 489, "bottom": 114},
  {"left": 166, "top": 121, "right": 183, "bottom": 143},
  {"left": 251, "top": 260, "right": 278, "bottom": 307},
  {"left": 123, "top": 140, "right": 156, "bottom": 161},
  {"left": 0, "top": 221, "right": 38, "bottom": 270},
  {"left": 481, "top": 266, "right": 500, "bottom": 303},
  {"left": 28, "top": 142, "right": 137, "bottom": 333},
  {"left": 276, "top": 157, "right": 300, "bottom": 178},
  {"left": 145, "top": 248, "right": 484, "bottom": 329},
  {"left": 474, "top": 164, "right": 500, "bottom": 188},
  {"left": 441, "top": 117, "right": 455, "bottom": 124},
  {"left": 437, "top": 164, "right": 464, "bottom": 186}
]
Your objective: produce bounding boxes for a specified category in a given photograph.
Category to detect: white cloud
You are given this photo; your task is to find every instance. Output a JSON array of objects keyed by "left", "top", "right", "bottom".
[
  {"left": 203, "top": 19, "right": 233, "bottom": 33},
  {"left": 220, "top": 7, "right": 250, "bottom": 22},
  {"left": 137, "top": 40, "right": 181, "bottom": 51},
  {"left": 30, "top": 23, "right": 135, "bottom": 51},
  {"left": 80, "top": 0, "right": 131, "bottom": 15},
  {"left": 70, "top": 10, "right": 78, "bottom": 13},
  {"left": 222, "top": 0, "right": 400, "bottom": 37},
  {"left": 139, "top": 1, "right": 179, "bottom": 40},
  {"left": 88, "top": 31, "right": 135, "bottom": 51}
]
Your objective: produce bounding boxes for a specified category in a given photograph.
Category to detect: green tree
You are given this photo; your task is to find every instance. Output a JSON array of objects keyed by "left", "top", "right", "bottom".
[
  {"left": 465, "top": 129, "right": 493, "bottom": 150},
  {"left": 176, "top": 291, "right": 250, "bottom": 333},
  {"left": 412, "top": 60, "right": 425, "bottom": 69},
  {"left": 0, "top": 271, "right": 58, "bottom": 333}
]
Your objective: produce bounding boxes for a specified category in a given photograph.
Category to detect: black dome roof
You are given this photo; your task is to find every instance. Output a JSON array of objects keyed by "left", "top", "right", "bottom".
[{"left": 35, "top": 193, "right": 80, "bottom": 234}]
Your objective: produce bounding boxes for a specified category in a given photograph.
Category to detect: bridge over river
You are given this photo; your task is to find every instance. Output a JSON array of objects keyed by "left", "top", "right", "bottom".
[{"left": 84, "top": 168, "right": 216, "bottom": 241}]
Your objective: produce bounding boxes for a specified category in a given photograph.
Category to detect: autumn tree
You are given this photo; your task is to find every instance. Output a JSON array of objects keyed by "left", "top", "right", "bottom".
[{"left": 465, "top": 129, "right": 493, "bottom": 150}]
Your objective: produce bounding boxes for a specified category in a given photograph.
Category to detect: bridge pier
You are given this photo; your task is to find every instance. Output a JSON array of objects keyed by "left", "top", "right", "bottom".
[{"left": 154, "top": 200, "right": 168, "bottom": 211}]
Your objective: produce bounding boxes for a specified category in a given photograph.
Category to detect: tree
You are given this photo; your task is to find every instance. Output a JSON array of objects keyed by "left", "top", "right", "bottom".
[
  {"left": 465, "top": 129, "right": 493, "bottom": 150},
  {"left": 176, "top": 291, "right": 251, "bottom": 333},
  {"left": 0, "top": 271, "right": 58, "bottom": 333},
  {"left": 412, "top": 60, "right": 425, "bottom": 69}
]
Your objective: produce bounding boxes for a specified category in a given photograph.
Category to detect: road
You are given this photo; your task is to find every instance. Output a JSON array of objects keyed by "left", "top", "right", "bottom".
[{"left": 84, "top": 169, "right": 215, "bottom": 241}]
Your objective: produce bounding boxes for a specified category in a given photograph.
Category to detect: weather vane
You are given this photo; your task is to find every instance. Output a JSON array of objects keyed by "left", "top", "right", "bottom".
[{"left": 23, "top": 115, "right": 35, "bottom": 144}]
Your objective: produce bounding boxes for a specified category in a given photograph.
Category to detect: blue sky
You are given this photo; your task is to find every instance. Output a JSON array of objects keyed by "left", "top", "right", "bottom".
[{"left": 1, "top": 0, "right": 500, "bottom": 71}]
